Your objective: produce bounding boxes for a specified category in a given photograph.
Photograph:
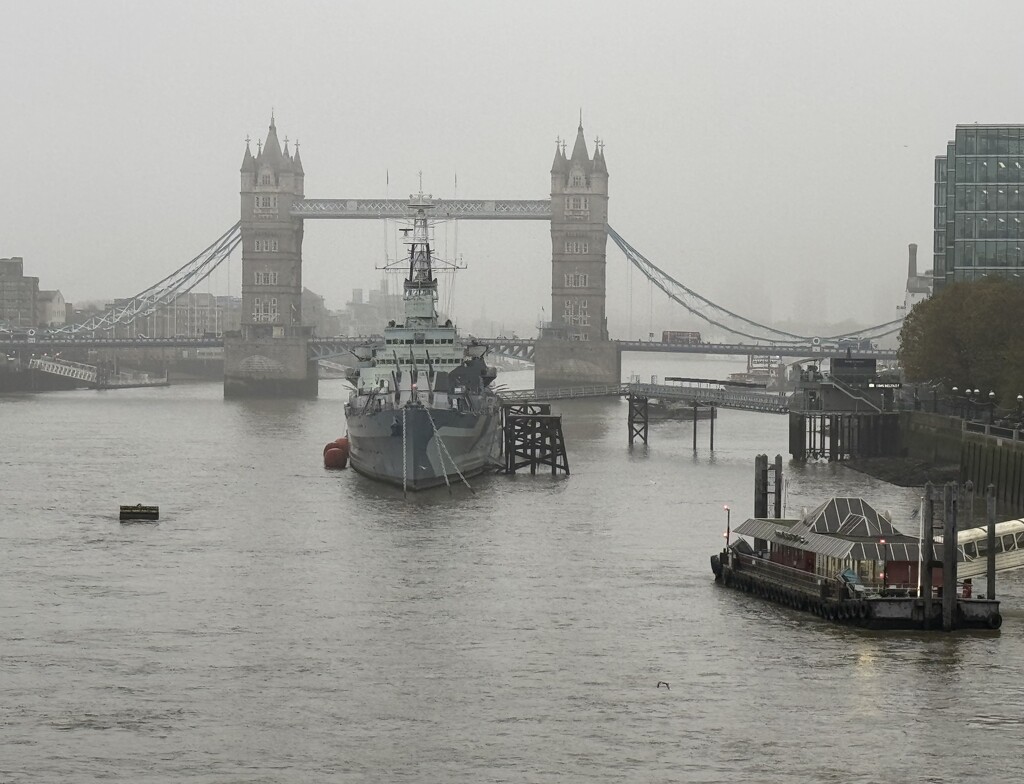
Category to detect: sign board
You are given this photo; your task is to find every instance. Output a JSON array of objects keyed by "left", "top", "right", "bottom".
[{"left": 832, "top": 358, "right": 876, "bottom": 372}]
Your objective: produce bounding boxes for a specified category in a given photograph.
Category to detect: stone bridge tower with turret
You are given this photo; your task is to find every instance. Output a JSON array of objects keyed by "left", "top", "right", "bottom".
[
  {"left": 534, "top": 121, "right": 621, "bottom": 387},
  {"left": 224, "top": 114, "right": 318, "bottom": 397}
]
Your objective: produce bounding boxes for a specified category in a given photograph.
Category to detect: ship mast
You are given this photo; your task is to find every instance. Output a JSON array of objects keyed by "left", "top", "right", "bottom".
[{"left": 402, "top": 193, "right": 439, "bottom": 327}]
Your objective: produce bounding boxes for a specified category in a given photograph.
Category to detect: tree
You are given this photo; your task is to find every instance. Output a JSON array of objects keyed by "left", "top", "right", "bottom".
[{"left": 899, "top": 279, "right": 1024, "bottom": 405}]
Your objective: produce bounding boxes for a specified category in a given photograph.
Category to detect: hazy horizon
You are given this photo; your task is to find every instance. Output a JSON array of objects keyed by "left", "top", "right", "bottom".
[{"left": 4, "top": 1, "right": 1022, "bottom": 339}]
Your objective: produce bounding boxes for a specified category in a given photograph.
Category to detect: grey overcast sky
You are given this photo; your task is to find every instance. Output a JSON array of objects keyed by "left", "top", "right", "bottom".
[{"left": 2, "top": 1, "right": 1021, "bottom": 337}]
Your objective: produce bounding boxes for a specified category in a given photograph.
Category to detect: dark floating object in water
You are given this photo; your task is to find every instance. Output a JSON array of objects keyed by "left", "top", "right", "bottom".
[
  {"left": 120, "top": 504, "right": 159, "bottom": 521},
  {"left": 657, "top": 681, "right": 670, "bottom": 690}
]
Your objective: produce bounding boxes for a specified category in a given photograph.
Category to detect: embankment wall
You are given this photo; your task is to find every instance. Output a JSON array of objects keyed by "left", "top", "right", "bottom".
[{"left": 901, "top": 411, "right": 1024, "bottom": 512}]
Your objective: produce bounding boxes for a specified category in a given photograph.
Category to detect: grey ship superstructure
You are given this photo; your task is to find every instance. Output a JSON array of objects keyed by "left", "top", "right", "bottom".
[{"left": 343, "top": 195, "right": 501, "bottom": 490}]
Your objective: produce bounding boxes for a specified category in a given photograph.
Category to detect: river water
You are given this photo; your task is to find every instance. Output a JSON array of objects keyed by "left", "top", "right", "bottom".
[{"left": 2, "top": 354, "right": 1023, "bottom": 783}]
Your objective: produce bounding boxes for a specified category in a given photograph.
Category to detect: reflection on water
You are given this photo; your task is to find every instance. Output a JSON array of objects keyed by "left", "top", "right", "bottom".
[{"left": 2, "top": 368, "right": 1024, "bottom": 782}]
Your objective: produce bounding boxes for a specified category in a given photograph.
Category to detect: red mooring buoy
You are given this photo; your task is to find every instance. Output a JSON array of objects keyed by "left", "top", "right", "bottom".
[{"left": 323, "top": 436, "right": 350, "bottom": 469}]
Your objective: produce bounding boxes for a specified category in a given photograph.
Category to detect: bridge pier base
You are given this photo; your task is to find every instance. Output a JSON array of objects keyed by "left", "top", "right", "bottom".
[
  {"left": 223, "top": 333, "right": 318, "bottom": 398},
  {"left": 533, "top": 339, "right": 621, "bottom": 389}
]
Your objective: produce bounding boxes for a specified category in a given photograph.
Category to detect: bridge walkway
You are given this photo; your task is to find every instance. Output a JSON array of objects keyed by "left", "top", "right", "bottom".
[
  {"left": 498, "top": 382, "right": 790, "bottom": 413},
  {"left": 627, "top": 382, "right": 790, "bottom": 414}
]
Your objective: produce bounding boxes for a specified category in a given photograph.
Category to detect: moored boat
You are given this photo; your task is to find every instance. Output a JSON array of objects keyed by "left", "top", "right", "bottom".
[
  {"left": 711, "top": 497, "right": 1002, "bottom": 630},
  {"left": 343, "top": 195, "right": 502, "bottom": 491}
]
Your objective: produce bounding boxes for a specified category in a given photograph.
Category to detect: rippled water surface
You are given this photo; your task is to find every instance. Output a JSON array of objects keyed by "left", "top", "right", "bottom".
[{"left": 3, "top": 359, "right": 1023, "bottom": 783}]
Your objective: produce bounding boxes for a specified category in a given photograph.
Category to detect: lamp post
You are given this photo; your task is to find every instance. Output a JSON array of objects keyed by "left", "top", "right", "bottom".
[
  {"left": 989, "top": 390, "right": 996, "bottom": 424},
  {"left": 965, "top": 479, "right": 975, "bottom": 528},
  {"left": 969, "top": 388, "right": 981, "bottom": 421},
  {"left": 879, "top": 537, "right": 887, "bottom": 592},
  {"left": 952, "top": 386, "right": 959, "bottom": 417},
  {"left": 1017, "top": 394, "right": 1023, "bottom": 427}
]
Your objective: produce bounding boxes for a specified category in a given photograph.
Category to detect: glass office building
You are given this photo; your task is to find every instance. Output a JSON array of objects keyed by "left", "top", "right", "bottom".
[{"left": 934, "top": 125, "right": 1024, "bottom": 293}]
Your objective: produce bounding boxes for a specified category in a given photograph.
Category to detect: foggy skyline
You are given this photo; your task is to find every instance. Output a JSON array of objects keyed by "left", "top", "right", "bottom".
[{"left": 3, "top": 1, "right": 1021, "bottom": 338}]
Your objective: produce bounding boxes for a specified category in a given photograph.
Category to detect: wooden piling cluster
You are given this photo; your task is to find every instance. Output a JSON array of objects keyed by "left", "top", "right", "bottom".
[
  {"left": 789, "top": 412, "right": 900, "bottom": 460},
  {"left": 921, "top": 481, "right": 1000, "bottom": 630},
  {"left": 699, "top": 403, "right": 717, "bottom": 451},
  {"left": 753, "top": 454, "right": 784, "bottom": 518},
  {"left": 501, "top": 403, "right": 569, "bottom": 476}
]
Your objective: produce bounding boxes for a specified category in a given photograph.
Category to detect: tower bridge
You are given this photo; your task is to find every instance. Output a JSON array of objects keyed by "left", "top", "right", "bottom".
[
  {"left": 226, "top": 113, "right": 618, "bottom": 397},
  {"left": 2, "top": 114, "right": 905, "bottom": 396}
]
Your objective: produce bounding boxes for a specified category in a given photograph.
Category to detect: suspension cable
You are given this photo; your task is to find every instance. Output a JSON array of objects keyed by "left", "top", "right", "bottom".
[
  {"left": 607, "top": 226, "right": 808, "bottom": 342},
  {"left": 607, "top": 226, "right": 906, "bottom": 344},
  {"left": 53, "top": 222, "right": 241, "bottom": 335}
]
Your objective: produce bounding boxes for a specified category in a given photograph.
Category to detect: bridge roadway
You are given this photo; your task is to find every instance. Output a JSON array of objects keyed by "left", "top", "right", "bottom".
[
  {"left": 3, "top": 333, "right": 791, "bottom": 412},
  {"left": 498, "top": 382, "right": 790, "bottom": 413},
  {"left": 0, "top": 334, "right": 897, "bottom": 364},
  {"left": 0, "top": 335, "right": 222, "bottom": 350},
  {"left": 312, "top": 337, "right": 896, "bottom": 363}
]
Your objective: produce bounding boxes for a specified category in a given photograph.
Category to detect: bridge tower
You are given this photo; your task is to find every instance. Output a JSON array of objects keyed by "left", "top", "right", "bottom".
[
  {"left": 225, "top": 114, "right": 318, "bottom": 397},
  {"left": 534, "top": 121, "right": 621, "bottom": 387}
]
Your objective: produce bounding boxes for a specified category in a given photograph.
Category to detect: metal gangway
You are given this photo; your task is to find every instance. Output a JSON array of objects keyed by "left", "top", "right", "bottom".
[
  {"left": 498, "top": 384, "right": 625, "bottom": 403},
  {"left": 496, "top": 382, "right": 791, "bottom": 414},
  {"left": 28, "top": 356, "right": 98, "bottom": 384},
  {"left": 28, "top": 356, "right": 169, "bottom": 389},
  {"left": 627, "top": 382, "right": 791, "bottom": 414}
]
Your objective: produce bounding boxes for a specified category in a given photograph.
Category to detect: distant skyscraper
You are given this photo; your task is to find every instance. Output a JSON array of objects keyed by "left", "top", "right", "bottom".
[{"left": 934, "top": 125, "right": 1024, "bottom": 293}]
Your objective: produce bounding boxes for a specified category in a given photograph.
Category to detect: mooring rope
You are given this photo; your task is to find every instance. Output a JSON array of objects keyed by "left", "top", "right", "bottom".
[
  {"left": 429, "top": 409, "right": 454, "bottom": 495},
  {"left": 425, "top": 405, "right": 474, "bottom": 493}
]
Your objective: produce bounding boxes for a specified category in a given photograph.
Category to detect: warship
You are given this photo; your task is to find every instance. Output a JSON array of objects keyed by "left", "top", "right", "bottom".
[{"left": 343, "top": 196, "right": 502, "bottom": 490}]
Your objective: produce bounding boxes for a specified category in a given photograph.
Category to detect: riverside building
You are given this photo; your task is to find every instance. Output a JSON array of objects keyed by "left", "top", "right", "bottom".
[
  {"left": 934, "top": 124, "right": 1024, "bottom": 293},
  {"left": 0, "top": 257, "right": 39, "bottom": 329}
]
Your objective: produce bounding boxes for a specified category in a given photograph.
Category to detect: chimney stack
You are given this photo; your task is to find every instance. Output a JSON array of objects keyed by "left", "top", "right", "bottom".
[{"left": 908, "top": 243, "right": 918, "bottom": 279}]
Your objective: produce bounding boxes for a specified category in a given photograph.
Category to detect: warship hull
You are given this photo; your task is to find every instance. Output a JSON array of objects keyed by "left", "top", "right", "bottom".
[{"left": 346, "top": 403, "right": 501, "bottom": 490}]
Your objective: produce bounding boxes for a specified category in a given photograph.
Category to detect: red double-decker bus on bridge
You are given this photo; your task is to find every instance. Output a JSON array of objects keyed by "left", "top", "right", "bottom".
[{"left": 661, "top": 330, "right": 702, "bottom": 345}]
